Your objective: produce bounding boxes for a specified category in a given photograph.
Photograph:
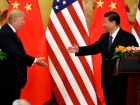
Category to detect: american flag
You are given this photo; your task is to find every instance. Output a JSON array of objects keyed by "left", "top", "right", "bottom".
[
  {"left": 46, "top": 0, "right": 97, "bottom": 105},
  {"left": 132, "top": 0, "right": 140, "bottom": 46}
]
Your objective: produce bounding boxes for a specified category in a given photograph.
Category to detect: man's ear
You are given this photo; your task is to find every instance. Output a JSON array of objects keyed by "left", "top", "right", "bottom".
[
  {"left": 12, "top": 19, "right": 16, "bottom": 25},
  {"left": 112, "top": 21, "right": 116, "bottom": 26}
]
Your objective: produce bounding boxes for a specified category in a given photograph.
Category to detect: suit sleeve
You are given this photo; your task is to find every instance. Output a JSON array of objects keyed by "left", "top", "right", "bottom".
[
  {"left": 0, "top": 32, "right": 35, "bottom": 67},
  {"left": 76, "top": 40, "right": 101, "bottom": 56}
]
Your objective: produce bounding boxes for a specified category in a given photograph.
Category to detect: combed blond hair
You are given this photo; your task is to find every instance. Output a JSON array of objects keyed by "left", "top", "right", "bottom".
[{"left": 7, "top": 9, "right": 26, "bottom": 24}]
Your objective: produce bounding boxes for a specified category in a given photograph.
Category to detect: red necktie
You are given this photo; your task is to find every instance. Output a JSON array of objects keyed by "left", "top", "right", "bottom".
[{"left": 15, "top": 32, "right": 21, "bottom": 42}]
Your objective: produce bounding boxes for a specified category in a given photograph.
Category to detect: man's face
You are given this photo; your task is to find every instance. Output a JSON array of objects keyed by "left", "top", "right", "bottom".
[
  {"left": 103, "top": 17, "right": 114, "bottom": 33},
  {"left": 12, "top": 16, "right": 25, "bottom": 31}
]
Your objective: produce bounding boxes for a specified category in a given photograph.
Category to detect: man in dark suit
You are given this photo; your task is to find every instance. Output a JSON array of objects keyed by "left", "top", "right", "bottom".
[
  {"left": 0, "top": 9, "right": 48, "bottom": 105},
  {"left": 68, "top": 11, "right": 139, "bottom": 105}
]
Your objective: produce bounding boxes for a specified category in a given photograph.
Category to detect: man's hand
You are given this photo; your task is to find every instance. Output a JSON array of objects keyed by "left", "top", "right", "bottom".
[
  {"left": 67, "top": 44, "right": 79, "bottom": 53},
  {"left": 35, "top": 57, "right": 48, "bottom": 67}
]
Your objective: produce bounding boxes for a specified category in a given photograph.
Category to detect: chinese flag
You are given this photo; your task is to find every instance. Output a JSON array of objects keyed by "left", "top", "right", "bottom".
[
  {"left": 7, "top": 0, "right": 52, "bottom": 105},
  {"left": 89, "top": 0, "right": 131, "bottom": 105}
]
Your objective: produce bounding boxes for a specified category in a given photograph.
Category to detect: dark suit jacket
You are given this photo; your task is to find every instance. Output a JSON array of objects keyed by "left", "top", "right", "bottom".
[
  {"left": 0, "top": 23, "right": 35, "bottom": 89},
  {"left": 76, "top": 28, "right": 139, "bottom": 89}
]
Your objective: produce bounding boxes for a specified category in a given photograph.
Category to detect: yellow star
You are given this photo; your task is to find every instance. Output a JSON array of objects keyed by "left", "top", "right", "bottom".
[
  {"left": 24, "top": 3, "right": 32, "bottom": 12},
  {"left": 109, "top": 1, "right": 116, "bottom": 10},
  {"left": 97, "top": 0, "right": 104, "bottom": 7},
  {"left": 12, "top": 1, "right": 20, "bottom": 9}
]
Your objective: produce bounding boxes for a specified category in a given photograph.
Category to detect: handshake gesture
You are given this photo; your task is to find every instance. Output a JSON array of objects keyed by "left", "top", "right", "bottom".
[{"left": 35, "top": 44, "right": 80, "bottom": 67}]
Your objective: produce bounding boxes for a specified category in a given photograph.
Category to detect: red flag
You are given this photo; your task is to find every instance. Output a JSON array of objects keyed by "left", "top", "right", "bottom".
[
  {"left": 132, "top": 0, "right": 140, "bottom": 46},
  {"left": 7, "top": 0, "right": 52, "bottom": 104},
  {"left": 46, "top": 0, "right": 97, "bottom": 105},
  {"left": 89, "top": 0, "right": 131, "bottom": 104}
]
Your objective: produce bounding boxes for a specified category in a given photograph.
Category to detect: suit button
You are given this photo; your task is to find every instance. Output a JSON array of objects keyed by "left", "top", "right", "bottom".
[{"left": 106, "top": 59, "right": 108, "bottom": 60}]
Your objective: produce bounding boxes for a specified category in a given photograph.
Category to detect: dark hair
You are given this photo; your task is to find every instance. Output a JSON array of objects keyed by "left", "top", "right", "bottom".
[{"left": 104, "top": 11, "right": 120, "bottom": 26}]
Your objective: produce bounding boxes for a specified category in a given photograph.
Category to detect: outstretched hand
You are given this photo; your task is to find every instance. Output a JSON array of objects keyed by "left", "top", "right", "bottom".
[
  {"left": 35, "top": 57, "right": 48, "bottom": 67},
  {"left": 67, "top": 44, "right": 79, "bottom": 53}
]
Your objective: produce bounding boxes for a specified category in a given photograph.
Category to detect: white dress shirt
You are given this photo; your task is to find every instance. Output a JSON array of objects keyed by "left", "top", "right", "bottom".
[{"left": 109, "top": 27, "right": 120, "bottom": 43}]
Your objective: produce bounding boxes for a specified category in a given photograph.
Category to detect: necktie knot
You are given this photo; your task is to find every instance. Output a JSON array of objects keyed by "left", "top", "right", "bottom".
[{"left": 108, "top": 35, "right": 113, "bottom": 52}]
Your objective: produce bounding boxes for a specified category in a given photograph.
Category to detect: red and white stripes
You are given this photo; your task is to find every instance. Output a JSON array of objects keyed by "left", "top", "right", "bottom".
[
  {"left": 132, "top": 1, "right": 140, "bottom": 46},
  {"left": 46, "top": 1, "right": 97, "bottom": 105}
]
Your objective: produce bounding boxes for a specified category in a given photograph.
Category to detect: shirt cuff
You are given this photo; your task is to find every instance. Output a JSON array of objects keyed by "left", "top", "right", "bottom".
[{"left": 32, "top": 58, "right": 37, "bottom": 65}]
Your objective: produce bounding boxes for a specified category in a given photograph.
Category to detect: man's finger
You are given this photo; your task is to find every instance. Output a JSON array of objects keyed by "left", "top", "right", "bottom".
[
  {"left": 74, "top": 44, "right": 78, "bottom": 47},
  {"left": 40, "top": 57, "right": 45, "bottom": 60}
]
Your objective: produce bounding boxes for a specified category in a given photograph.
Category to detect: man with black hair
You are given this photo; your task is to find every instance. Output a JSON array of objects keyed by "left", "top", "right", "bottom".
[{"left": 68, "top": 11, "right": 139, "bottom": 105}]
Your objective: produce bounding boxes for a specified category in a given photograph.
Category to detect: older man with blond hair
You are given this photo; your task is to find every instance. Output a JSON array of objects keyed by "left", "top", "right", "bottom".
[{"left": 0, "top": 9, "right": 48, "bottom": 105}]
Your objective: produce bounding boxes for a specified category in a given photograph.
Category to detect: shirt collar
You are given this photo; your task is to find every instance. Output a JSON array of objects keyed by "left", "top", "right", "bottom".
[
  {"left": 110, "top": 27, "right": 120, "bottom": 42},
  {"left": 7, "top": 23, "right": 16, "bottom": 33}
]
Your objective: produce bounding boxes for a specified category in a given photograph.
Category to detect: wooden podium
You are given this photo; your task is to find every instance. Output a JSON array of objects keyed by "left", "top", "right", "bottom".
[{"left": 115, "top": 55, "right": 140, "bottom": 105}]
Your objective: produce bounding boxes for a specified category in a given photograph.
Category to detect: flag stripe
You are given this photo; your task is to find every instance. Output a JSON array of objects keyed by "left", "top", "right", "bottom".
[
  {"left": 132, "top": 28, "right": 140, "bottom": 46},
  {"left": 133, "top": 20, "right": 140, "bottom": 36},
  {"left": 50, "top": 9, "right": 94, "bottom": 80},
  {"left": 67, "top": 2, "right": 93, "bottom": 69},
  {"left": 46, "top": 29, "right": 89, "bottom": 105},
  {"left": 49, "top": 10, "right": 91, "bottom": 75},
  {"left": 60, "top": 6, "right": 95, "bottom": 86},
  {"left": 56, "top": 12, "right": 78, "bottom": 45},
  {"left": 136, "top": 9, "right": 140, "bottom": 26},
  {"left": 67, "top": 4, "right": 89, "bottom": 45},
  {"left": 47, "top": 30, "right": 80, "bottom": 105},
  {"left": 50, "top": 10, "right": 97, "bottom": 103},
  {"left": 132, "top": 3, "right": 140, "bottom": 46},
  {"left": 56, "top": 10, "right": 95, "bottom": 88},
  {"left": 61, "top": 8, "right": 87, "bottom": 46},
  {"left": 49, "top": 73, "right": 66, "bottom": 105},
  {"left": 50, "top": 13, "right": 95, "bottom": 104},
  {"left": 47, "top": 21, "right": 95, "bottom": 104},
  {"left": 49, "top": 58, "right": 74, "bottom": 105},
  {"left": 46, "top": 0, "right": 97, "bottom": 104},
  {"left": 72, "top": 1, "right": 89, "bottom": 34},
  {"left": 57, "top": 8, "right": 93, "bottom": 71}
]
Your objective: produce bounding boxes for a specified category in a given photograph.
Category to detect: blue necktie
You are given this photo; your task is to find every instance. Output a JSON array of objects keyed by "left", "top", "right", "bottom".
[{"left": 108, "top": 35, "right": 113, "bottom": 52}]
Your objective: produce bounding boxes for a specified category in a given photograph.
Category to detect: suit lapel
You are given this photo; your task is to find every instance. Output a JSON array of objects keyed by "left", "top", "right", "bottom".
[{"left": 5, "top": 24, "right": 25, "bottom": 52}]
